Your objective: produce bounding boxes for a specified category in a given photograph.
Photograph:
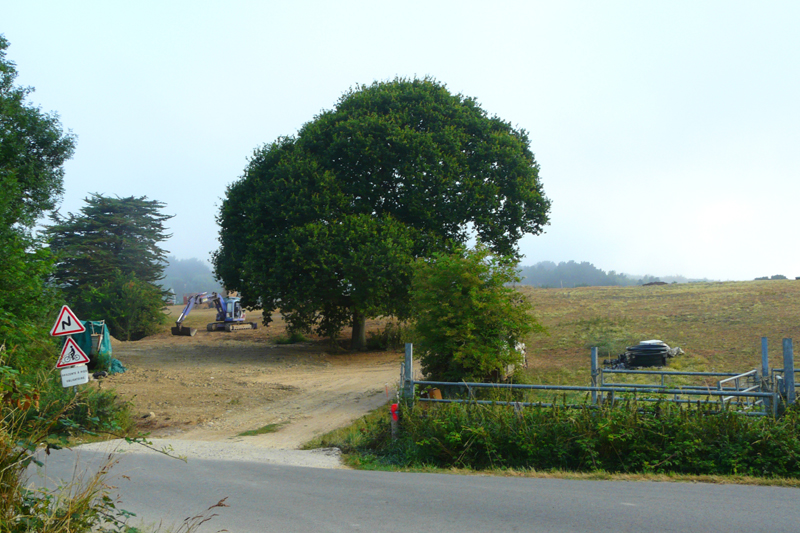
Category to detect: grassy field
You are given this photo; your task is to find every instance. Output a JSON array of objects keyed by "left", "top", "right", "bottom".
[
  {"left": 519, "top": 280, "right": 800, "bottom": 387},
  {"left": 304, "top": 280, "right": 800, "bottom": 482}
]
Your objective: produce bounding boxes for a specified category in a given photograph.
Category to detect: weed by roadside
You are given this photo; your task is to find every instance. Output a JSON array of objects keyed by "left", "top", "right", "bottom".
[
  {"left": 237, "top": 421, "right": 288, "bottom": 437},
  {"left": 1, "top": 362, "right": 223, "bottom": 532}
]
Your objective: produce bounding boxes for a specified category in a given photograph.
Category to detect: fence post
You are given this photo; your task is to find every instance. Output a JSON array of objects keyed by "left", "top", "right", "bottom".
[
  {"left": 591, "top": 347, "right": 598, "bottom": 405},
  {"left": 761, "top": 337, "right": 771, "bottom": 414},
  {"left": 783, "top": 338, "right": 795, "bottom": 405},
  {"left": 403, "top": 343, "right": 415, "bottom": 400}
]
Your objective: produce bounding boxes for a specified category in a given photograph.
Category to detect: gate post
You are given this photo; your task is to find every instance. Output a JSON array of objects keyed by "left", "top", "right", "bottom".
[
  {"left": 403, "top": 343, "right": 415, "bottom": 400},
  {"left": 591, "top": 347, "right": 599, "bottom": 405},
  {"left": 783, "top": 338, "right": 795, "bottom": 405},
  {"left": 761, "top": 337, "right": 771, "bottom": 414}
]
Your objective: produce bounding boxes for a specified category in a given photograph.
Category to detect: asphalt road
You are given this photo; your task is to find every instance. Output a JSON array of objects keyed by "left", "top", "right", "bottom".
[{"left": 31, "top": 449, "right": 800, "bottom": 532}]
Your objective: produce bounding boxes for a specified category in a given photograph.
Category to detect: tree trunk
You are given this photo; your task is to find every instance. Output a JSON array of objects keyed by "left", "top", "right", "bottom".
[{"left": 351, "top": 311, "right": 367, "bottom": 351}]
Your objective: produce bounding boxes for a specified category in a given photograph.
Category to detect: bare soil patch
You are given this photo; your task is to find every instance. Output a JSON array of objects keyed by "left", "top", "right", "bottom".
[{"left": 93, "top": 305, "right": 401, "bottom": 449}]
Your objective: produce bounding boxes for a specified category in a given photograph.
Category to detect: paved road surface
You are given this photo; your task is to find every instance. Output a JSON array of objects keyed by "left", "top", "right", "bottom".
[{"left": 32, "top": 449, "right": 800, "bottom": 532}]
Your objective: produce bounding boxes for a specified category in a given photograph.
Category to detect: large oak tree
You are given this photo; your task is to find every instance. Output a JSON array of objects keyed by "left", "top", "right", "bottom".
[{"left": 214, "top": 78, "right": 550, "bottom": 349}]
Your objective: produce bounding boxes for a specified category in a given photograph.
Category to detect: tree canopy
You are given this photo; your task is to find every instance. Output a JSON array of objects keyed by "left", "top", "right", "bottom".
[
  {"left": 45, "top": 195, "right": 173, "bottom": 339},
  {"left": 0, "top": 35, "right": 76, "bottom": 369},
  {"left": 0, "top": 35, "right": 75, "bottom": 232},
  {"left": 215, "top": 78, "right": 550, "bottom": 348},
  {"left": 46, "top": 195, "right": 173, "bottom": 295}
]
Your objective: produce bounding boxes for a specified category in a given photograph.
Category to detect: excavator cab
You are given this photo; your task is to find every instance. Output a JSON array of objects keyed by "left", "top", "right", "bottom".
[
  {"left": 207, "top": 295, "right": 258, "bottom": 332},
  {"left": 171, "top": 292, "right": 258, "bottom": 336}
]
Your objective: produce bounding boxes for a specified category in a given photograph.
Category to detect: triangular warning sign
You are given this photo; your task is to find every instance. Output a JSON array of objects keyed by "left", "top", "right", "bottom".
[
  {"left": 50, "top": 305, "right": 86, "bottom": 336},
  {"left": 57, "top": 337, "right": 90, "bottom": 368}
]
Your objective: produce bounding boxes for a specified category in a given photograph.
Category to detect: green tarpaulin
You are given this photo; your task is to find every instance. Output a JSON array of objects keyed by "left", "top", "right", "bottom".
[{"left": 61, "top": 321, "right": 126, "bottom": 374}]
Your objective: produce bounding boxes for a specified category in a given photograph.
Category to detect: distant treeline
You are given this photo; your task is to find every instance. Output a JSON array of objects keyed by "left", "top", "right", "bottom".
[
  {"left": 518, "top": 261, "right": 708, "bottom": 288},
  {"left": 160, "top": 256, "right": 223, "bottom": 300}
]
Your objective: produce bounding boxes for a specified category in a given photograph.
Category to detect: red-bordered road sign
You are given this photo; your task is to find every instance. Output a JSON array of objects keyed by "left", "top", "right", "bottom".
[
  {"left": 57, "top": 337, "right": 90, "bottom": 368},
  {"left": 50, "top": 305, "right": 86, "bottom": 336}
]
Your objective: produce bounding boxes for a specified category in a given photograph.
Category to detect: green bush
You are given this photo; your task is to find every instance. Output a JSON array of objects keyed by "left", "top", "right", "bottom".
[
  {"left": 74, "top": 270, "right": 168, "bottom": 341},
  {"left": 365, "top": 322, "right": 403, "bottom": 351},
  {"left": 351, "top": 401, "right": 800, "bottom": 477},
  {"left": 410, "top": 245, "right": 545, "bottom": 382},
  {"left": 33, "top": 377, "right": 134, "bottom": 438}
]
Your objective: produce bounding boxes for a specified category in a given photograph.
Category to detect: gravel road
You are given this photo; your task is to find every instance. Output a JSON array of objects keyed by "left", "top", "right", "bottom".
[{"left": 76, "top": 438, "right": 345, "bottom": 468}]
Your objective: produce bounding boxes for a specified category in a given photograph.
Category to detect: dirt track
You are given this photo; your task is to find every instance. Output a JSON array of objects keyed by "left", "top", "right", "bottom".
[{"left": 94, "top": 306, "right": 402, "bottom": 449}]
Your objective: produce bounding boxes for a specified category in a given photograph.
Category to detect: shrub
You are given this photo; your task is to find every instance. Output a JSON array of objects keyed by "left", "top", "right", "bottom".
[
  {"left": 366, "top": 322, "right": 403, "bottom": 351},
  {"left": 409, "top": 245, "right": 545, "bottom": 382},
  {"left": 75, "top": 270, "right": 168, "bottom": 341},
  {"left": 385, "top": 401, "right": 800, "bottom": 476}
]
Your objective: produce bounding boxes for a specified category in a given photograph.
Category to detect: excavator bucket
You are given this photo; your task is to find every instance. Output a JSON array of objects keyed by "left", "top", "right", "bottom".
[{"left": 171, "top": 326, "right": 197, "bottom": 336}]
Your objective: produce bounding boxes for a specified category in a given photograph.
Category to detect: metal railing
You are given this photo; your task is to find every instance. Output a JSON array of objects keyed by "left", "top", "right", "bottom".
[
  {"left": 400, "top": 337, "right": 795, "bottom": 417},
  {"left": 597, "top": 367, "right": 765, "bottom": 412}
]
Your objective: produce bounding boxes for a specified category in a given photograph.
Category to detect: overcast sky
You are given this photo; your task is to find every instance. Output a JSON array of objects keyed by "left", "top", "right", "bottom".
[{"left": 5, "top": 1, "right": 798, "bottom": 281}]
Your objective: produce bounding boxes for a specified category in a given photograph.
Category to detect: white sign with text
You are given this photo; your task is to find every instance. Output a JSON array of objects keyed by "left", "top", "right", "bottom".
[{"left": 61, "top": 364, "right": 89, "bottom": 388}]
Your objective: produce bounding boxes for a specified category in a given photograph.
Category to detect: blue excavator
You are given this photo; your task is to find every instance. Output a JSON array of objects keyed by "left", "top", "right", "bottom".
[{"left": 171, "top": 292, "right": 258, "bottom": 336}]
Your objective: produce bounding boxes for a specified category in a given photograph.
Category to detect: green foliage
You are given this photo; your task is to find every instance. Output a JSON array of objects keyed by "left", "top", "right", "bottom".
[
  {"left": 0, "top": 35, "right": 74, "bottom": 372},
  {"left": 345, "top": 401, "right": 800, "bottom": 477},
  {"left": 45, "top": 195, "right": 173, "bottom": 340},
  {"left": 34, "top": 379, "right": 134, "bottom": 437},
  {"left": 302, "top": 405, "right": 395, "bottom": 462},
  {"left": 77, "top": 270, "right": 168, "bottom": 341},
  {"left": 0, "top": 35, "right": 76, "bottom": 232},
  {"left": 0, "top": 234, "right": 60, "bottom": 372},
  {"left": 46, "top": 194, "right": 172, "bottom": 296},
  {"left": 410, "top": 245, "right": 543, "bottom": 382},
  {"left": 1, "top": 364, "right": 135, "bottom": 532},
  {"left": 214, "top": 77, "right": 550, "bottom": 348}
]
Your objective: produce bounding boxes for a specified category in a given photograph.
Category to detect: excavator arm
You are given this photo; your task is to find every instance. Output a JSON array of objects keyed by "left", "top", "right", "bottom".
[{"left": 171, "top": 292, "right": 210, "bottom": 336}]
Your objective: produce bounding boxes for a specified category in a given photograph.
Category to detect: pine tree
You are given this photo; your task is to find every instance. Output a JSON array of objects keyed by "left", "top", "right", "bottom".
[
  {"left": 45, "top": 195, "right": 173, "bottom": 338},
  {"left": 47, "top": 195, "right": 173, "bottom": 295}
]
